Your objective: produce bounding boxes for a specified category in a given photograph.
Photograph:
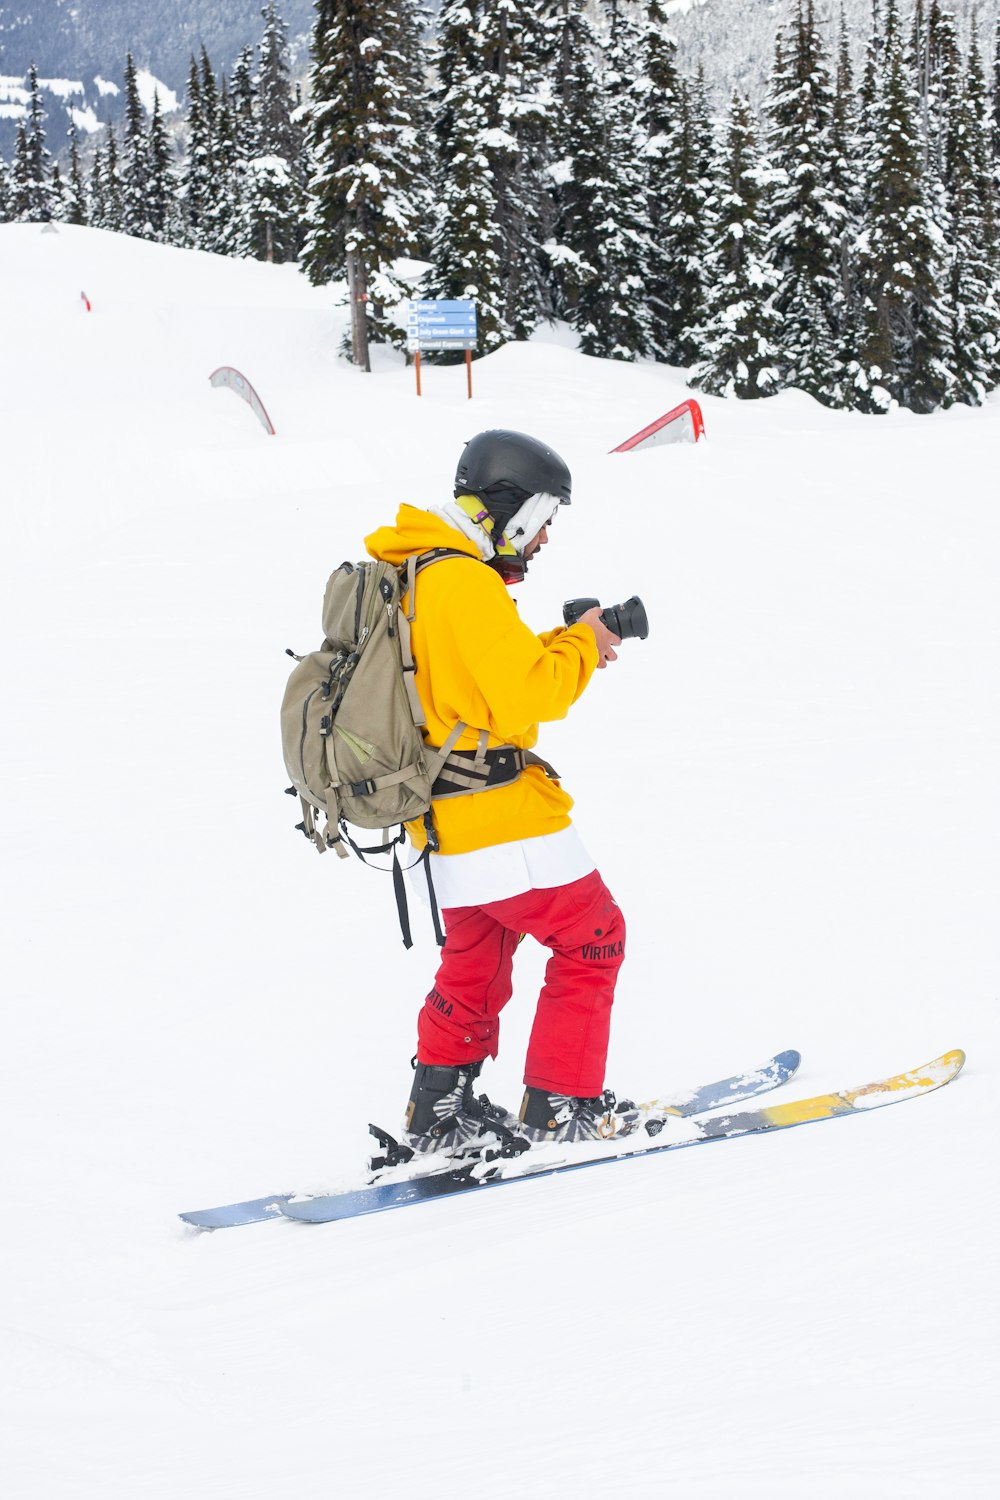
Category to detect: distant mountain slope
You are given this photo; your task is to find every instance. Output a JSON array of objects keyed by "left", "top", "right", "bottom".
[
  {"left": 0, "top": 1, "right": 316, "bottom": 83},
  {"left": 0, "top": 0, "right": 315, "bottom": 157},
  {"left": 3, "top": 0, "right": 998, "bottom": 103},
  {"left": 663, "top": 0, "right": 1000, "bottom": 105}
]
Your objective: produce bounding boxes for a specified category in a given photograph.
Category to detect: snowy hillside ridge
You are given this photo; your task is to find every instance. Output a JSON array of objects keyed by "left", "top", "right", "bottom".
[{"left": 1, "top": 220, "right": 995, "bottom": 1499}]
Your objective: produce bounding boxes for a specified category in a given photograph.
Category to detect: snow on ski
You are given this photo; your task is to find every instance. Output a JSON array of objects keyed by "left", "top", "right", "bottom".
[
  {"left": 277, "top": 1050, "right": 965, "bottom": 1226},
  {"left": 179, "top": 1048, "right": 801, "bottom": 1229}
]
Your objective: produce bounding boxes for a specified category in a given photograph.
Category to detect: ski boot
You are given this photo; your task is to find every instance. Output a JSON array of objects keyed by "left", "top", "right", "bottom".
[
  {"left": 368, "top": 1060, "right": 530, "bottom": 1180},
  {"left": 403, "top": 1060, "right": 525, "bottom": 1154},
  {"left": 518, "top": 1086, "right": 642, "bottom": 1144}
]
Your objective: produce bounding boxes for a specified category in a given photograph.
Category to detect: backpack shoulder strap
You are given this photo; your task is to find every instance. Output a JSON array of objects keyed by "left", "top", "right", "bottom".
[
  {"left": 403, "top": 547, "right": 476, "bottom": 623},
  {"left": 398, "top": 548, "right": 477, "bottom": 728}
]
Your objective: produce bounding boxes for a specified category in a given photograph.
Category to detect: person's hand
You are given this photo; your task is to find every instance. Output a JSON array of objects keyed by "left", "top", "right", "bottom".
[{"left": 578, "top": 605, "right": 620, "bottom": 668}]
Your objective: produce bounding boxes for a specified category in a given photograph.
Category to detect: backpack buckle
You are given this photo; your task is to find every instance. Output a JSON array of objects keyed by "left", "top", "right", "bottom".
[{"left": 349, "top": 778, "right": 377, "bottom": 796}]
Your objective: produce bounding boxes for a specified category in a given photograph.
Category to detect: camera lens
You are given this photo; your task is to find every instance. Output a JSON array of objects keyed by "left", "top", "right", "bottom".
[{"left": 601, "top": 596, "right": 648, "bottom": 641}]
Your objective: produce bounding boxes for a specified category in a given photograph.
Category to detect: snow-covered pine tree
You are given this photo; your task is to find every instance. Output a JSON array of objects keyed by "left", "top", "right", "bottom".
[
  {"left": 964, "top": 17, "right": 999, "bottom": 289},
  {"left": 691, "top": 90, "right": 782, "bottom": 399},
  {"left": 182, "top": 56, "right": 215, "bottom": 248},
  {"left": 636, "top": 0, "right": 682, "bottom": 361},
  {"left": 230, "top": 45, "right": 257, "bottom": 137},
  {"left": 146, "top": 92, "right": 176, "bottom": 242},
  {"left": 425, "top": 0, "right": 554, "bottom": 350},
  {"left": 564, "top": 0, "right": 654, "bottom": 360},
  {"left": 89, "top": 125, "right": 123, "bottom": 233},
  {"left": 49, "top": 161, "right": 68, "bottom": 222},
  {"left": 120, "top": 53, "right": 151, "bottom": 238},
  {"left": 10, "top": 125, "right": 32, "bottom": 221},
  {"left": 917, "top": 1, "right": 963, "bottom": 187},
  {"left": 224, "top": 47, "right": 258, "bottom": 258},
  {"left": 543, "top": 0, "right": 604, "bottom": 336},
  {"left": 654, "top": 70, "right": 712, "bottom": 364},
  {"left": 13, "top": 65, "right": 54, "bottom": 222},
  {"left": 206, "top": 82, "right": 244, "bottom": 255},
  {"left": 852, "top": 0, "right": 953, "bottom": 412},
  {"left": 548, "top": 0, "right": 656, "bottom": 357},
  {"left": 199, "top": 46, "right": 221, "bottom": 150},
  {"left": 944, "top": 17, "right": 1000, "bottom": 401},
  {"left": 0, "top": 151, "right": 10, "bottom": 222},
  {"left": 303, "top": 0, "right": 429, "bottom": 364},
  {"left": 830, "top": 1, "right": 865, "bottom": 394},
  {"left": 63, "top": 120, "right": 88, "bottom": 226},
  {"left": 478, "top": 0, "right": 555, "bottom": 339},
  {"left": 764, "top": 0, "right": 846, "bottom": 404},
  {"left": 243, "top": 1, "right": 305, "bottom": 263},
  {"left": 424, "top": 0, "right": 505, "bottom": 350}
]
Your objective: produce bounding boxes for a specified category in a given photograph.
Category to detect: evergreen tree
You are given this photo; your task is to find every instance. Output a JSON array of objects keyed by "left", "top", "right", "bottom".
[
  {"left": 919, "top": 1, "right": 963, "bottom": 188},
  {"left": 765, "top": 0, "right": 846, "bottom": 403},
  {"left": 199, "top": 46, "right": 221, "bottom": 146},
  {"left": 424, "top": 0, "right": 504, "bottom": 349},
  {"left": 564, "top": 0, "right": 654, "bottom": 360},
  {"left": 120, "top": 53, "right": 151, "bottom": 238},
  {"left": 0, "top": 151, "right": 10, "bottom": 222},
  {"left": 479, "top": 0, "right": 555, "bottom": 339},
  {"left": 425, "top": 1, "right": 554, "bottom": 349},
  {"left": 207, "top": 83, "right": 244, "bottom": 255},
  {"left": 225, "top": 47, "right": 258, "bottom": 257},
  {"left": 64, "top": 120, "right": 88, "bottom": 226},
  {"left": 852, "top": 0, "right": 953, "bottom": 412},
  {"left": 691, "top": 91, "right": 782, "bottom": 399},
  {"left": 831, "top": 2, "right": 864, "bottom": 400},
  {"left": 15, "top": 65, "right": 54, "bottom": 221},
  {"left": 146, "top": 91, "right": 176, "bottom": 241},
  {"left": 636, "top": 0, "right": 682, "bottom": 360},
  {"left": 548, "top": 0, "right": 656, "bottom": 357},
  {"left": 654, "top": 72, "right": 712, "bottom": 363},
  {"left": 944, "top": 19, "right": 1000, "bottom": 400},
  {"left": 11, "top": 124, "right": 33, "bottom": 221},
  {"left": 89, "top": 125, "right": 123, "bottom": 232},
  {"left": 544, "top": 0, "right": 604, "bottom": 336},
  {"left": 303, "top": 0, "right": 429, "bottom": 363},
  {"left": 244, "top": 2, "right": 304, "bottom": 262},
  {"left": 182, "top": 54, "right": 215, "bottom": 248},
  {"left": 230, "top": 45, "right": 257, "bottom": 136}
]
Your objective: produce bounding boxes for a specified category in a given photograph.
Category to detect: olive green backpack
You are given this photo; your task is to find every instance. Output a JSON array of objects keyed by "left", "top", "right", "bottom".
[{"left": 280, "top": 548, "right": 471, "bottom": 942}]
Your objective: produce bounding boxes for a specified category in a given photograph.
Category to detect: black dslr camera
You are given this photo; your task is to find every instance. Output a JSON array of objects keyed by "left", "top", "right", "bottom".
[{"left": 562, "top": 594, "right": 649, "bottom": 641}]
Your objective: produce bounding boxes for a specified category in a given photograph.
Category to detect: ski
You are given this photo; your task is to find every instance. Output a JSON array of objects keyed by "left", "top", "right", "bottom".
[
  {"left": 179, "top": 1048, "right": 801, "bottom": 1229},
  {"left": 278, "top": 1050, "right": 965, "bottom": 1226}
]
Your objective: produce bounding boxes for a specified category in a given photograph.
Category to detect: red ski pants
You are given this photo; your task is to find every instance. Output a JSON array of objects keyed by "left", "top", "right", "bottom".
[{"left": 416, "top": 870, "right": 625, "bottom": 1097}]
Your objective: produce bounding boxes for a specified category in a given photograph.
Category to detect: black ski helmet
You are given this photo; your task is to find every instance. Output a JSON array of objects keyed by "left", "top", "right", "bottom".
[{"left": 454, "top": 429, "right": 572, "bottom": 535}]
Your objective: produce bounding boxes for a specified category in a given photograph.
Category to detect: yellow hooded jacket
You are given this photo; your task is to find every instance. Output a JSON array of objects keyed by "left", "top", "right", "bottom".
[{"left": 364, "top": 504, "right": 599, "bottom": 856}]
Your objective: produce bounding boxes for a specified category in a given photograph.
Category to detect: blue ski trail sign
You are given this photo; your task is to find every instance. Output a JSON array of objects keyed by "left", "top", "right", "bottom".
[{"left": 407, "top": 299, "right": 478, "bottom": 352}]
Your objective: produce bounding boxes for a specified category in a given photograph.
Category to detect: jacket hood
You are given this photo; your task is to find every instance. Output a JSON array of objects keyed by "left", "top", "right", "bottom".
[{"left": 364, "top": 504, "right": 484, "bottom": 567}]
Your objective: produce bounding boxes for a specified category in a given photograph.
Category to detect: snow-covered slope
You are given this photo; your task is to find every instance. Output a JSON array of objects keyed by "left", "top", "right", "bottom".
[{"left": 1, "top": 222, "right": 997, "bottom": 1498}]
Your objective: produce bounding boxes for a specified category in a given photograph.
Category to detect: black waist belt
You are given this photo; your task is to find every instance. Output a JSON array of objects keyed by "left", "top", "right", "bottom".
[{"left": 430, "top": 745, "right": 560, "bottom": 801}]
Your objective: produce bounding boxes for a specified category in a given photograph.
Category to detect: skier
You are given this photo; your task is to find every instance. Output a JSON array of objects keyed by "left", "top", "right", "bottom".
[{"left": 363, "top": 429, "right": 636, "bottom": 1155}]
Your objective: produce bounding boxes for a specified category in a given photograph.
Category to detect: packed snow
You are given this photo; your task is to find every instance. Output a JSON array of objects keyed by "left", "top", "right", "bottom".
[{"left": 0, "top": 222, "right": 997, "bottom": 1498}]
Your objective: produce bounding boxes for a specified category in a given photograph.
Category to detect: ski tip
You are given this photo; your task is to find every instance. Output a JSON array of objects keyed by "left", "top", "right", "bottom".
[
  {"left": 179, "top": 1195, "right": 294, "bottom": 1230},
  {"left": 776, "top": 1049, "right": 802, "bottom": 1073}
]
